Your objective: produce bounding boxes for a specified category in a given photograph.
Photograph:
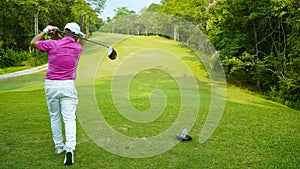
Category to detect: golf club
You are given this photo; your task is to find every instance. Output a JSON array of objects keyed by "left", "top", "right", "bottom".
[{"left": 57, "top": 30, "right": 117, "bottom": 60}]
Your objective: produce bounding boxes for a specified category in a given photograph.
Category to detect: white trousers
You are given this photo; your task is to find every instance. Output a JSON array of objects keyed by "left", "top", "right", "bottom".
[{"left": 45, "top": 79, "right": 78, "bottom": 150}]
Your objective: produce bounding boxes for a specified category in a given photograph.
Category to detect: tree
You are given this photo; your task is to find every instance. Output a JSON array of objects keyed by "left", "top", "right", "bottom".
[
  {"left": 71, "top": 0, "right": 105, "bottom": 36},
  {"left": 161, "top": 0, "right": 209, "bottom": 30},
  {"left": 145, "top": 3, "right": 161, "bottom": 13},
  {"left": 113, "top": 7, "right": 136, "bottom": 20},
  {"left": 103, "top": 7, "right": 137, "bottom": 34},
  {"left": 0, "top": 0, "right": 105, "bottom": 68},
  {"left": 207, "top": 0, "right": 300, "bottom": 108}
]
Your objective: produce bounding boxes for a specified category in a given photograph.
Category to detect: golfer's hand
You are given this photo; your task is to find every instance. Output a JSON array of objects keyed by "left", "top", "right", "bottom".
[
  {"left": 43, "top": 25, "right": 58, "bottom": 34},
  {"left": 53, "top": 28, "right": 62, "bottom": 39}
]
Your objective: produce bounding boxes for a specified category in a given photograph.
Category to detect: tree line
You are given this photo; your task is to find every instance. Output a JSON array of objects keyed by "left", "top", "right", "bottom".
[
  {"left": 0, "top": 0, "right": 105, "bottom": 68},
  {"left": 101, "top": 0, "right": 300, "bottom": 109}
]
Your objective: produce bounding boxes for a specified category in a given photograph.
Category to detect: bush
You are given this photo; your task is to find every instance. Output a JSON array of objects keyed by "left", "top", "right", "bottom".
[
  {"left": 0, "top": 48, "right": 48, "bottom": 68},
  {"left": 22, "top": 52, "right": 48, "bottom": 67}
]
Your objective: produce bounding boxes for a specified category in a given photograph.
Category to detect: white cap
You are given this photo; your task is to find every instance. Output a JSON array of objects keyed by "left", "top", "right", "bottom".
[{"left": 64, "top": 22, "right": 84, "bottom": 36}]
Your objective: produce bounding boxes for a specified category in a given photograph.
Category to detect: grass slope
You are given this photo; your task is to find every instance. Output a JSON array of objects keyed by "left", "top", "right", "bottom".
[{"left": 0, "top": 32, "right": 299, "bottom": 168}]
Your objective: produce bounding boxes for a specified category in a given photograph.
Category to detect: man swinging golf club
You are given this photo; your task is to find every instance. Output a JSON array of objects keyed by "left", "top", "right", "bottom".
[{"left": 30, "top": 22, "right": 84, "bottom": 165}]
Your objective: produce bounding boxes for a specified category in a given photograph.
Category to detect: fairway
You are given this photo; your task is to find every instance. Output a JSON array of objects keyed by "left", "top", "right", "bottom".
[{"left": 0, "top": 32, "right": 299, "bottom": 168}]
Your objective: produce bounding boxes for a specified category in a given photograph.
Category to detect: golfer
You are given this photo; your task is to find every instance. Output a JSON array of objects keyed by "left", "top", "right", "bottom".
[{"left": 30, "top": 22, "right": 83, "bottom": 165}]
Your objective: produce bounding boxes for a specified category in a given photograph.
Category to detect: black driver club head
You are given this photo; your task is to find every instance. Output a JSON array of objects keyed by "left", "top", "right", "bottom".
[{"left": 108, "top": 47, "right": 117, "bottom": 60}]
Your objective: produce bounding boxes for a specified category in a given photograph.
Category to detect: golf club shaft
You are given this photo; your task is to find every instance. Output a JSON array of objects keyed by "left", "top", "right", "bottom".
[{"left": 57, "top": 30, "right": 110, "bottom": 48}]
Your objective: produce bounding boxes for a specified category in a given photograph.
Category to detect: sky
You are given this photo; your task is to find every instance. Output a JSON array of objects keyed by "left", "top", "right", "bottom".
[{"left": 100, "top": 0, "right": 162, "bottom": 20}]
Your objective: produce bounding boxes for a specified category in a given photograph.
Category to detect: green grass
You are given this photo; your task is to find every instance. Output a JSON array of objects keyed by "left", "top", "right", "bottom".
[
  {"left": 0, "top": 66, "right": 31, "bottom": 75},
  {"left": 0, "top": 32, "right": 299, "bottom": 168}
]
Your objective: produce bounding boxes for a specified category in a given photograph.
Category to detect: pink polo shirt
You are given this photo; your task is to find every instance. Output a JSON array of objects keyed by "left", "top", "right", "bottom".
[{"left": 38, "top": 37, "right": 82, "bottom": 80}]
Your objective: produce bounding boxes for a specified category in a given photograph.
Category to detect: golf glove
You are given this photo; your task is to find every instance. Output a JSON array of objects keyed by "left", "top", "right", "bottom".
[{"left": 43, "top": 25, "right": 57, "bottom": 34}]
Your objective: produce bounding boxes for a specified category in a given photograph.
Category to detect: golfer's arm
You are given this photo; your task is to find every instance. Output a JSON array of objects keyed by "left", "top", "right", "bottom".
[{"left": 30, "top": 32, "right": 46, "bottom": 48}]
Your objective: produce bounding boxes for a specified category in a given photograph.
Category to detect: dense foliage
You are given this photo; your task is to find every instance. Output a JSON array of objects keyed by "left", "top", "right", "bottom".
[
  {"left": 206, "top": 0, "right": 300, "bottom": 109},
  {"left": 0, "top": 0, "right": 105, "bottom": 68}
]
